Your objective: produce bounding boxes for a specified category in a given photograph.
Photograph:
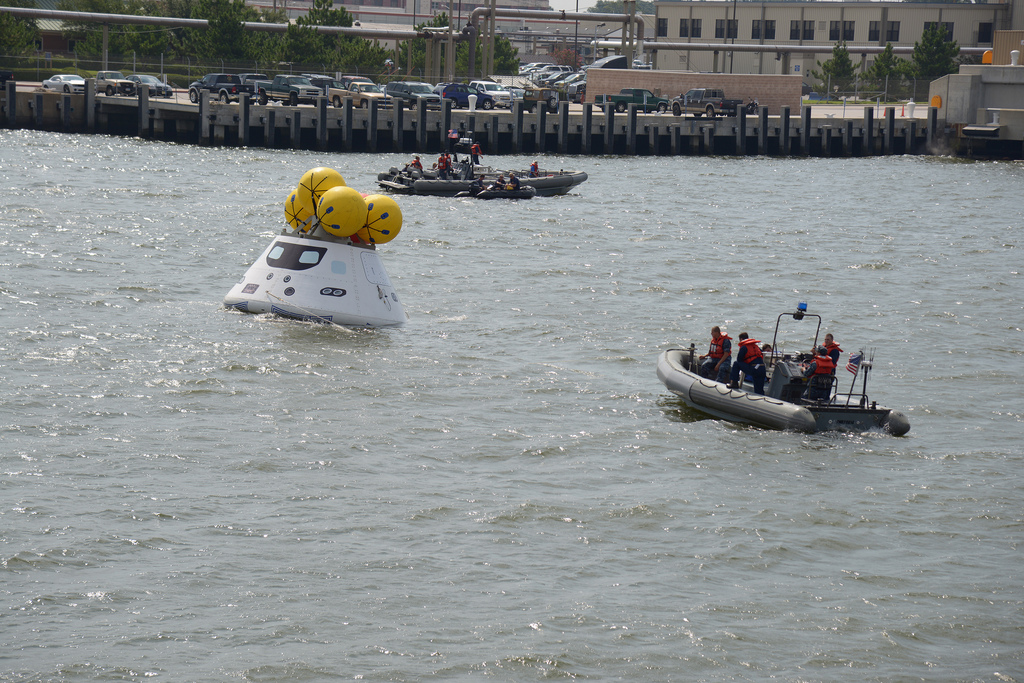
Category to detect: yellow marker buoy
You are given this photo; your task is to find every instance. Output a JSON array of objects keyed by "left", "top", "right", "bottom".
[
  {"left": 317, "top": 185, "right": 366, "bottom": 237},
  {"left": 297, "top": 167, "right": 345, "bottom": 215},
  {"left": 356, "top": 194, "right": 403, "bottom": 244},
  {"left": 285, "top": 187, "right": 313, "bottom": 231}
]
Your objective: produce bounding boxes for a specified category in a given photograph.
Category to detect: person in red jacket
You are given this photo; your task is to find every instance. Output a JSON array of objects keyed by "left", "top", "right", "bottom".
[
  {"left": 803, "top": 345, "right": 836, "bottom": 401},
  {"left": 729, "top": 332, "right": 766, "bottom": 393},
  {"left": 470, "top": 142, "right": 482, "bottom": 165},
  {"left": 823, "top": 333, "right": 842, "bottom": 365},
  {"left": 698, "top": 326, "right": 732, "bottom": 383}
]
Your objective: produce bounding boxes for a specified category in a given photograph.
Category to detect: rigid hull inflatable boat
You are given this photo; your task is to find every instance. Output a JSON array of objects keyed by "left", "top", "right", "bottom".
[{"left": 656, "top": 304, "right": 910, "bottom": 435}]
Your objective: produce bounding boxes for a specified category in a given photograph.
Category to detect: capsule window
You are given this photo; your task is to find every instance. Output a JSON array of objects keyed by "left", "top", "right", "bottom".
[{"left": 265, "top": 241, "right": 328, "bottom": 271}]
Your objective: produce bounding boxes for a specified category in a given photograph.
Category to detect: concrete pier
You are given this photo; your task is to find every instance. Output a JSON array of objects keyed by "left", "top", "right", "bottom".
[{"left": 1, "top": 83, "right": 960, "bottom": 159}]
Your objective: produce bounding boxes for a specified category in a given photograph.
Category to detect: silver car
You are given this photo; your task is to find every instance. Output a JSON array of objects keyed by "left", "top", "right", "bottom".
[
  {"left": 42, "top": 74, "right": 86, "bottom": 94},
  {"left": 470, "top": 80, "right": 513, "bottom": 109}
]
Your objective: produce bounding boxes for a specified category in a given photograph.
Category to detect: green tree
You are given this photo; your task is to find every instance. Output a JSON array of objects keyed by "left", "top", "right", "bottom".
[
  {"left": 809, "top": 41, "right": 856, "bottom": 93},
  {"left": 0, "top": 0, "right": 41, "bottom": 56},
  {"left": 589, "top": 0, "right": 653, "bottom": 15},
  {"left": 908, "top": 23, "right": 959, "bottom": 81}
]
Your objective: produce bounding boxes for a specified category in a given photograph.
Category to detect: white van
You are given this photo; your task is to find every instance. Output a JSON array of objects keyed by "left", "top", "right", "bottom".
[{"left": 469, "top": 80, "right": 513, "bottom": 109}]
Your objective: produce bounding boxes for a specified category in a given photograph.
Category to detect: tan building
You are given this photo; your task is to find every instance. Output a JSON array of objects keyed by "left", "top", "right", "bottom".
[{"left": 650, "top": 0, "right": 1021, "bottom": 78}]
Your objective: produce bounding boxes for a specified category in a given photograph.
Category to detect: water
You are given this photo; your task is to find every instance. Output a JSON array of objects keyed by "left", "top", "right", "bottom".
[{"left": 1, "top": 130, "right": 1022, "bottom": 681}]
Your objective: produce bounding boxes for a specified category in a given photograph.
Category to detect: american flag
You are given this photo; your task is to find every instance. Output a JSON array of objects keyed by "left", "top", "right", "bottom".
[{"left": 847, "top": 352, "right": 862, "bottom": 374}]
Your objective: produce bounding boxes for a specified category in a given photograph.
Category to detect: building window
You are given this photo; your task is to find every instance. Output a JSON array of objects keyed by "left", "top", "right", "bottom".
[
  {"left": 791, "top": 20, "right": 801, "bottom": 40},
  {"left": 752, "top": 20, "right": 761, "bottom": 40},
  {"left": 869, "top": 21, "right": 880, "bottom": 42},
  {"left": 716, "top": 19, "right": 725, "bottom": 39},
  {"left": 691, "top": 19, "right": 701, "bottom": 38},
  {"left": 925, "top": 21, "right": 954, "bottom": 40},
  {"left": 764, "top": 20, "right": 775, "bottom": 40},
  {"left": 728, "top": 19, "right": 737, "bottom": 39},
  {"left": 679, "top": 18, "right": 688, "bottom": 38},
  {"left": 843, "top": 21, "right": 854, "bottom": 41},
  {"left": 803, "top": 20, "right": 814, "bottom": 40},
  {"left": 657, "top": 18, "right": 667, "bottom": 38},
  {"left": 886, "top": 21, "right": 900, "bottom": 42},
  {"left": 978, "top": 22, "right": 993, "bottom": 43},
  {"left": 829, "top": 21, "right": 840, "bottom": 41}
]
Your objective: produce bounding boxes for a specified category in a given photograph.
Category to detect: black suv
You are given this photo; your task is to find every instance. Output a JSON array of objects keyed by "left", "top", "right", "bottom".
[
  {"left": 383, "top": 81, "right": 441, "bottom": 109},
  {"left": 188, "top": 73, "right": 244, "bottom": 103}
]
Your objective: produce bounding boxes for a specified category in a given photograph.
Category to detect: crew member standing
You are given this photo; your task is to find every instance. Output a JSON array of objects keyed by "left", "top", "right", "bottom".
[
  {"left": 823, "top": 333, "right": 842, "bottom": 365},
  {"left": 470, "top": 141, "right": 482, "bottom": 165},
  {"left": 803, "top": 345, "right": 836, "bottom": 401},
  {"left": 437, "top": 153, "right": 451, "bottom": 180},
  {"left": 730, "top": 332, "right": 767, "bottom": 394}
]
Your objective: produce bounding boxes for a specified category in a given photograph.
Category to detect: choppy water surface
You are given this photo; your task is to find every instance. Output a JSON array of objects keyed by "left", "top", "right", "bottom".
[{"left": 1, "top": 130, "right": 1021, "bottom": 681}]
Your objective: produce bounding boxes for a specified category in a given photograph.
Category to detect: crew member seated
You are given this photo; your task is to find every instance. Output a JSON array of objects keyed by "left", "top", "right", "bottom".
[
  {"left": 507, "top": 173, "right": 521, "bottom": 190},
  {"left": 488, "top": 174, "right": 505, "bottom": 190}
]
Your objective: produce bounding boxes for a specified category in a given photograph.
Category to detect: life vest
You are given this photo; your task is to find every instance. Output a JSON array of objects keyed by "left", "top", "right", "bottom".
[
  {"left": 437, "top": 155, "right": 450, "bottom": 170},
  {"left": 812, "top": 354, "right": 836, "bottom": 376},
  {"left": 707, "top": 334, "right": 732, "bottom": 360},
  {"left": 529, "top": 162, "right": 539, "bottom": 176},
  {"left": 825, "top": 341, "right": 842, "bottom": 357},
  {"left": 471, "top": 143, "right": 481, "bottom": 156},
  {"left": 738, "top": 337, "right": 763, "bottom": 364},
  {"left": 410, "top": 159, "right": 422, "bottom": 170}
]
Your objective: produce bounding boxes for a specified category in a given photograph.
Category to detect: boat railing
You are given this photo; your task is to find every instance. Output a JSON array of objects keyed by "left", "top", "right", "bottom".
[{"left": 829, "top": 390, "right": 869, "bottom": 408}]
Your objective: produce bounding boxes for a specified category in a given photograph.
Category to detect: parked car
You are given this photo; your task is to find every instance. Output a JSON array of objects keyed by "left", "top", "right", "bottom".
[
  {"left": 522, "top": 86, "right": 559, "bottom": 113},
  {"left": 507, "top": 86, "right": 525, "bottom": 103},
  {"left": 188, "top": 73, "right": 245, "bottom": 103},
  {"left": 519, "top": 62, "right": 553, "bottom": 76},
  {"left": 339, "top": 75, "right": 373, "bottom": 90},
  {"left": 42, "top": 74, "right": 85, "bottom": 94},
  {"left": 239, "top": 73, "right": 268, "bottom": 96},
  {"left": 531, "top": 65, "right": 573, "bottom": 84},
  {"left": 302, "top": 73, "right": 350, "bottom": 105},
  {"left": 254, "top": 75, "right": 323, "bottom": 105},
  {"left": 469, "top": 80, "right": 512, "bottom": 108},
  {"left": 127, "top": 74, "right": 173, "bottom": 98},
  {"left": 383, "top": 81, "right": 442, "bottom": 109},
  {"left": 341, "top": 81, "right": 390, "bottom": 108},
  {"left": 437, "top": 82, "right": 495, "bottom": 109},
  {"left": 96, "top": 70, "right": 135, "bottom": 96}
]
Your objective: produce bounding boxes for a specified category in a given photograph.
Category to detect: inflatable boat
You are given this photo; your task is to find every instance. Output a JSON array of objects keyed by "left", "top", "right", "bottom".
[
  {"left": 224, "top": 167, "right": 408, "bottom": 328},
  {"left": 656, "top": 304, "right": 910, "bottom": 435},
  {"left": 377, "top": 164, "right": 586, "bottom": 197}
]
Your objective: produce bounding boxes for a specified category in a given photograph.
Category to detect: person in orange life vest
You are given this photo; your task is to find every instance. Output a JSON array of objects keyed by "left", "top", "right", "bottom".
[
  {"left": 698, "top": 326, "right": 732, "bottom": 383},
  {"left": 404, "top": 155, "right": 423, "bottom": 175},
  {"left": 529, "top": 161, "right": 539, "bottom": 177},
  {"left": 823, "top": 333, "right": 842, "bottom": 365},
  {"left": 437, "top": 153, "right": 452, "bottom": 180},
  {"left": 803, "top": 345, "right": 837, "bottom": 401},
  {"left": 470, "top": 142, "right": 482, "bottom": 165},
  {"left": 729, "top": 332, "right": 766, "bottom": 394}
]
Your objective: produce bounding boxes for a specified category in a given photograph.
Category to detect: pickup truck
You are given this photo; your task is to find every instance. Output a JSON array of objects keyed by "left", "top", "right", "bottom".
[
  {"left": 96, "top": 70, "right": 136, "bottom": 96},
  {"left": 593, "top": 88, "right": 669, "bottom": 113},
  {"left": 188, "top": 73, "right": 245, "bottom": 104},
  {"left": 671, "top": 88, "right": 757, "bottom": 117},
  {"left": 255, "top": 75, "right": 323, "bottom": 106}
]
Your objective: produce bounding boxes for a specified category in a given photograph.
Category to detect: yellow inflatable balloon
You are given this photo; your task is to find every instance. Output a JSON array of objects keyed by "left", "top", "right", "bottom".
[
  {"left": 297, "top": 167, "right": 345, "bottom": 215},
  {"left": 317, "top": 185, "right": 366, "bottom": 237},
  {"left": 356, "top": 194, "right": 403, "bottom": 244},
  {"left": 285, "top": 187, "right": 313, "bottom": 231}
]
